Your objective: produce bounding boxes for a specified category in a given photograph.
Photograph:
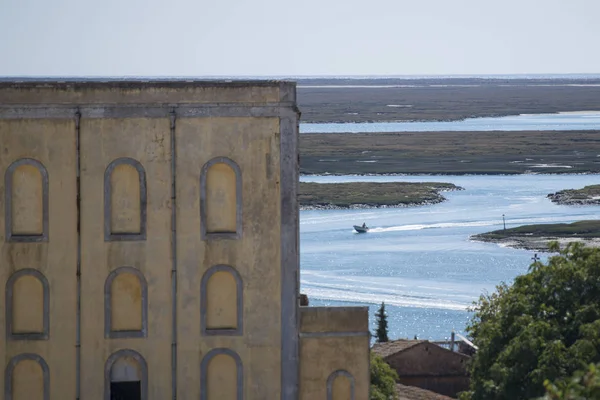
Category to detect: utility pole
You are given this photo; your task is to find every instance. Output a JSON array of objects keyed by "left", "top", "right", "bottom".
[{"left": 502, "top": 214, "right": 506, "bottom": 231}]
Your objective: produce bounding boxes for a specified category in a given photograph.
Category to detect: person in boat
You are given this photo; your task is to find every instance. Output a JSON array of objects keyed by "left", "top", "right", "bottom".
[{"left": 362, "top": 222, "right": 366, "bottom": 228}]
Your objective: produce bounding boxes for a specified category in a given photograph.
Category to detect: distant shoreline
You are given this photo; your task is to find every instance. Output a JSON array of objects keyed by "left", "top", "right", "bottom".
[
  {"left": 301, "top": 171, "right": 600, "bottom": 177},
  {"left": 471, "top": 236, "right": 600, "bottom": 253},
  {"left": 470, "top": 220, "right": 600, "bottom": 252},
  {"left": 299, "top": 110, "right": 600, "bottom": 126},
  {"left": 547, "top": 185, "right": 600, "bottom": 206},
  {"left": 299, "top": 112, "right": 516, "bottom": 125},
  {"left": 300, "top": 130, "right": 600, "bottom": 175},
  {"left": 297, "top": 78, "right": 600, "bottom": 123},
  {"left": 298, "top": 80, "right": 600, "bottom": 175},
  {"left": 299, "top": 181, "right": 463, "bottom": 210},
  {"left": 299, "top": 200, "right": 444, "bottom": 211}
]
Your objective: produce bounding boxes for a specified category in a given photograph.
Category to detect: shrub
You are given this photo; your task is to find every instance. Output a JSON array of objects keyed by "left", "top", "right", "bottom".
[{"left": 371, "top": 353, "right": 398, "bottom": 400}]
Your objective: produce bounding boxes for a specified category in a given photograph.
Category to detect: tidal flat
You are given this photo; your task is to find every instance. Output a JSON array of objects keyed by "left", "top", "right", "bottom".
[
  {"left": 470, "top": 220, "right": 600, "bottom": 252},
  {"left": 298, "top": 181, "right": 462, "bottom": 210},
  {"left": 300, "top": 130, "right": 600, "bottom": 175},
  {"left": 297, "top": 77, "right": 600, "bottom": 123},
  {"left": 548, "top": 184, "right": 600, "bottom": 205}
]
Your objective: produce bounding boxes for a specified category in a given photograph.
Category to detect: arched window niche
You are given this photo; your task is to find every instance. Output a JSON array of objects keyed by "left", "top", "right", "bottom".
[
  {"left": 200, "top": 348, "right": 243, "bottom": 400},
  {"left": 6, "top": 269, "right": 50, "bottom": 340},
  {"left": 104, "top": 349, "right": 148, "bottom": 400},
  {"left": 4, "top": 158, "right": 49, "bottom": 243},
  {"left": 327, "top": 370, "right": 355, "bottom": 400},
  {"left": 4, "top": 353, "right": 50, "bottom": 400},
  {"left": 104, "top": 157, "right": 147, "bottom": 241},
  {"left": 200, "top": 157, "right": 242, "bottom": 240},
  {"left": 200, "top": 265, "right": 243, "bottom": 336},
  {"left": 104, "top": 267, "right": 148, "bottom": 339}
]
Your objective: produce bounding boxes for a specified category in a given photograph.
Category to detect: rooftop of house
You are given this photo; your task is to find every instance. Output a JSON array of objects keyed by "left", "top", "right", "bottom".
[
  {"left": 372, "top": 339, "right": 426, "bottom": 358},
  {"left": 372, "top": 339, "right": 474, "bottom": 361},
  {"left": 396, "top": 383, "right": 454, "bottom": 400}
]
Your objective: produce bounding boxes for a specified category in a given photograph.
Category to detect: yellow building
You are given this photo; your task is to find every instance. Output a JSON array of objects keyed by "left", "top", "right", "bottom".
[{"left": 0, "top": 80, "right": 369, "bottom": 399}]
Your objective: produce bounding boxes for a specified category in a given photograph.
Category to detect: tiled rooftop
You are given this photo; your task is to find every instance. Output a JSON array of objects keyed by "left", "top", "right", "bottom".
[
  {"left": 396, "top": 383, "right": 454, "bottom": 400},
  {"left": 372, "top": 339, "right": 426, "bottom": 358}
]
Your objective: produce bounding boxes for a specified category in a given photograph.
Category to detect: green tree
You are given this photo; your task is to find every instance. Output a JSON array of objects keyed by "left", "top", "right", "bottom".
[
  {"left": 542, "top": 363, "right": 600, "bottom": 400},
  {"left": 375, "top": 302, "right": 389, "bottom": 343},
  {"left": 370, "top": 353, "right": 398, "bottom": 400},
  {"left": 461, "top": 243, "right": 600, "bottom": 400}
]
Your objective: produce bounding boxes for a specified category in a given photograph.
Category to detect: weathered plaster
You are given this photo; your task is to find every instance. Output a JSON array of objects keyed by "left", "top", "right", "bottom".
[
  {"left": 299, "top": 307, "right": 370, "bottom": 400},
  {"left": 104, "top": 157, "right": 147, "bottom": 241},
  {"left": 0, "top": 117, "right": 77, "bottom": 400},
  {"left": 200, "top": 157, "right": 243, "bottom": 240},
  {"left": 104, "top": 266, "right": 148, "bottom": 338},
  {"left": 175, "top": 116, "right": 284, "bottom": 399},
  {"left": 169, "top": 108, "right": 178, "bottom": 400},
  {"left": 4, "top": 158, "right": 49, "bottom": 242},
  {"left": 0, "top": 80, "right": 369, "bottom": 400},
  {"left": 80, "top": 116, "right": 172, "bottom": 399},
  {"left": 200, "top": 348, "right": 243, "bottom": 400},
  {"left": 200, "top": 264, "right": 243, "bottom": 336},
  {"left": 4, "top": 353, "right": 50, "bottom": 400},
  {"left": 5, "top": 269, "right": 50, "bottom": 340},
  {"left": 280, "top": 115, "right": 300, "bottom": 399},
  {"left": 0, "top": 80, "right": 290, "bottom": 105},
  {"left": 326, "top": 370, "right": 355, "bottom": 400}
]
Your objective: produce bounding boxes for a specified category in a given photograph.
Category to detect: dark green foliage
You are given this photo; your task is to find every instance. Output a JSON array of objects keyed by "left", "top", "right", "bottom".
[
  {"left": 462, "top": 243, "right": 600, "bottom": 400},
  {"left": 549, "top": 185, "right": 600, "bottom": 204},
  {"left": 542, "top": 363, "right": 600, "bottom": 400},
  {"left": 370, "top": 353, "right": 398, "bottom": 400},
  {"left": 375, "top": 302, "right": 389, "bottom": 343},
  {"left": 476, "top": 220, "right": 600, "bottom": 240}
]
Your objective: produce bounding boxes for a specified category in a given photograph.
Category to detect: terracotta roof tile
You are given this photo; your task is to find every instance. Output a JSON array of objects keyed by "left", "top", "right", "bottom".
[
  {"left": 372, "top": 340, "right": 426, "bottom": 358},
  {"left": 396, "top": 383, "right": 454, "bottom": 400}
]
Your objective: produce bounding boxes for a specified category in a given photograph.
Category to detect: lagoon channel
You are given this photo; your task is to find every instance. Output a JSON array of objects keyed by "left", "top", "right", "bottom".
[
  {"left": 300, "top": 174, "right": 600, "bottom": 341},
  {"left": 300, "top": 111, "right": 600, "bottom": 133}
]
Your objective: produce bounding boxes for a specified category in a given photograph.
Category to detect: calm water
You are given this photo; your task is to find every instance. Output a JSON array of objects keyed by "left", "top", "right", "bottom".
[
  {"left": 299, "top": 174, "right": 600, "bottom": 341},
  {"left": 300, "top": 112, "right": 600, "bottom": 133}
]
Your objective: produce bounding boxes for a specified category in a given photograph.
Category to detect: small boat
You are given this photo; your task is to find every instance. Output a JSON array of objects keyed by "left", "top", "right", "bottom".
[{"left": 353, "top": 224, "right": 369, "bottom": 233}]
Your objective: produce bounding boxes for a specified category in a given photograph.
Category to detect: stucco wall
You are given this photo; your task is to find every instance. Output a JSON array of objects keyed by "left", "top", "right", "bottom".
[
  {"left": 299, "top": 307, "right": 370, "bottom": 400},
  {"left": 0, "top": 81, "right": 282, "bottom": 105},
  {"left": 175, "top": 116, "right": 284, "bottom": 399},
  {"left": 0, "top": 118, "right": 77, "bottom": 399},
  {"left": 0, "top": 80, "right": 368, "bottom": 400},
  {"left": 0, "top": 81, "right": 300, "bottom": 400},
  {"left": 79, "top": 117, "right": 173, "bottom": 398}
]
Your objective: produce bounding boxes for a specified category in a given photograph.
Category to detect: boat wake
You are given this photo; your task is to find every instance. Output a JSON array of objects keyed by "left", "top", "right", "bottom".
[
  {"left": 367, "top": 220, "right": 493, "bottom": 233},
  {"left": 302, "top": 286, "right": 470, "bottom": 311},
  {"left": 362, "top": 214, "right": 600, "bottom": 234},
  {"left": 301, "top": 272, "right": 476, "bottom": 311}
]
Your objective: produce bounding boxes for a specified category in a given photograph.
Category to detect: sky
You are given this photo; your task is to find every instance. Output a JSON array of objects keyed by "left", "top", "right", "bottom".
[{"left": 1, "top": 0, "right": 599, "bottom": 77}]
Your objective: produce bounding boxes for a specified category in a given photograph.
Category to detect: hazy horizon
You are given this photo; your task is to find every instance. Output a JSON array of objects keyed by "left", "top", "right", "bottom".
[
  {"left": 2, "top": 73, "right": 600, "bottom": 79},
  {"left": 1, "top": 0, "right": 599, "bottom": 76}
]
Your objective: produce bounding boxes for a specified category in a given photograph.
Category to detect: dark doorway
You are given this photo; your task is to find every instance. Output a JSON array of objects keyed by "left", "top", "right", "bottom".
[{"left": 110, "top": 381, "right": 141, "bottom": 400}]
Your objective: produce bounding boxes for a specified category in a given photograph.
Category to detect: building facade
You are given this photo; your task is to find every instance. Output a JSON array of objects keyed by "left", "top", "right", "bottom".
[{"left": 0, "top": 80, "right": 369, "bottom": 399}]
